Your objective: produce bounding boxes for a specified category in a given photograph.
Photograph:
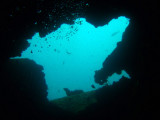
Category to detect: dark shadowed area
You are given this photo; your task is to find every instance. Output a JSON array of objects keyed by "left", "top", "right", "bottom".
[
  {"left": 1, "top": 0, "right": 158, "bottom": 120},
  {"left": 1, "top": 59, "right": 72, "bottom": 119}
]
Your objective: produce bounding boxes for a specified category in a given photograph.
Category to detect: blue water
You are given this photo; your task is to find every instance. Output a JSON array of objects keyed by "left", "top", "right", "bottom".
[{"left": 11, "top": 16, "right": 130, "bottom": 101}]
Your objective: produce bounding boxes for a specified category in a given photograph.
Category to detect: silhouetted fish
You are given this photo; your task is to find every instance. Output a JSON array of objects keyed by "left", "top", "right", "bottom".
[
  {"left": 111, "top": 31, "right": 120, "bottom": 36},
  {"left": 91, "top": 84, "right": 95, "bottom": 88},
  {"left": 66, "top": 51, "right": 71, "bottom": 54}
]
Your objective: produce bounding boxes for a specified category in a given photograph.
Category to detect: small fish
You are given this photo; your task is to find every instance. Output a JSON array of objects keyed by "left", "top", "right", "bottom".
[
  {"left": 66, "top": 50, "right": 71, "bottom": 55},
  {"left": 111, "top": 31, "right": 120, "bottom": 36},
  {"left": 91, "top": 84, "right": 95, "bottom": 88}
]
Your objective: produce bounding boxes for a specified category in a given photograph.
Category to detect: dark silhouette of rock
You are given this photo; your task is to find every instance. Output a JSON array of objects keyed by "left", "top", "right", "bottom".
[
  {"left": 52, "top": 91, "right": 96, "bottom": 114},
  {"left": 1, "top": 59, "right": 71, "bottom": 120},
  {"left": 64, "top": 88, "right": 84, "bottom": 96}
]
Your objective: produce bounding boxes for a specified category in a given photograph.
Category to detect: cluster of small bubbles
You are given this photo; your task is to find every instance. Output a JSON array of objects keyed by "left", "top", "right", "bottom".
[
  {"left": 9, "top": 4, "right": 27, "bottom": 18},
  {"left": 48, "top": 14, "right": 53, "bottom": 21},
  {"left": 35, "top": 0, "right": 89, "bottom": 34}
]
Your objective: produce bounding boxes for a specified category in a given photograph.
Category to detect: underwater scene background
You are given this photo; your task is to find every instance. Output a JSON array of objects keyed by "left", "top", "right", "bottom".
[{"left": 1, "top": 0, "right": 157, "bottom": 120}]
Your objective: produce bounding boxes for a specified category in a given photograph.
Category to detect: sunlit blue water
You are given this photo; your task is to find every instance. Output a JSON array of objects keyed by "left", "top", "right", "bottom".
[{"left": 11, "top": 16, "right": 130, "bottom": 100}]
